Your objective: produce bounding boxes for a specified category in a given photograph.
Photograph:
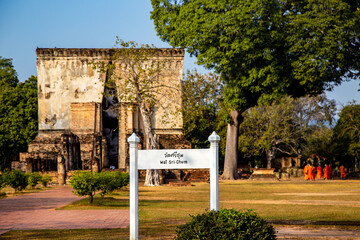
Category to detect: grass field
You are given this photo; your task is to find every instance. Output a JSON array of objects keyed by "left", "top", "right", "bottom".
[
  {"left": 2, "top": 179, "right": 360, "bottom": 239},
  {"left": 0, "top": 185, "right": 52, "bottom": 199}
]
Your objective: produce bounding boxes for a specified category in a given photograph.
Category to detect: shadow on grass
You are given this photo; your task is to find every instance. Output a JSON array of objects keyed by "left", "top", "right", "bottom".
[
  {"left": 0, "top": 228, "right": 129, "bottom": 240},
  {"left": 57, "top": 197, "right": 129, "bottom": 210}
]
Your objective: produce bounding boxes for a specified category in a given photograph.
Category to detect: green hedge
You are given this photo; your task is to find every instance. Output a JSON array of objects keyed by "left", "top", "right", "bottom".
[
  {"left": 27, "top": 172, "right": 42, "bottom": 188},
  {"left": 175, "top": 209, "right": 276, "bottom": 240},
  {"left": 2, "top": 170, "right": 28, "bottom": 192},
  {"left": 40, "top": 175, "right": 52, "bottom": 187}
]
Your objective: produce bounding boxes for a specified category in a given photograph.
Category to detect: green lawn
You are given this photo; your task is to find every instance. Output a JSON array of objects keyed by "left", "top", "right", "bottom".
[{"left": 2, "top": 179, "right": 360, "bottom": 239}]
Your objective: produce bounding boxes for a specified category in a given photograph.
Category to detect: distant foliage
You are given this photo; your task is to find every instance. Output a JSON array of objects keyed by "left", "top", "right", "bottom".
[
  {"left": 238, "top": 95, "right": 335, "bottom": 168},
  {"left": 3, "top": 170, "right": 28, "bottom": 192},
  {"left": 182, "top": 70, "right": 224, "bottom": 149},
  {"left": 0, "top": 173, "right": 5, "bottom": 190},
  {"left": 331, "top": 103, "right": 360, "bottom": 171},
  {"left": 40, "top": 175, "right": 52, "bottom": 187},
  {"left": 70, "top": 171, "right": 129, "bottom": 203},
  {"left": 175, "top": 209, "right": 276, "bottom": 240},
  {"left": 27, "top": 172, "right": 42, "bottom": 188},
  {"left": 182, "top": 71, "right": 222, "bottom": 143},
  {"left": 0, "top": 56, "right": 38, "bottom": 170}
]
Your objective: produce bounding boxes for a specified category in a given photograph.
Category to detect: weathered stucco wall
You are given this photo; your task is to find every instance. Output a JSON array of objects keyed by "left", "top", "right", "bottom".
[
  {"left": 36, "top": 48, "right": 184, "bottom": 133},
  {"left": 37, "top": 48, "right": 107, "bottom": 131}
]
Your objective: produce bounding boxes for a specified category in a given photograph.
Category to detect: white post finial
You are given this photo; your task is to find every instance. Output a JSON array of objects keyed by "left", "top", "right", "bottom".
[
  {"left": 128, "top": 133, "right": 140, "bottom": 240},
  {"left": 128, "top": 132, "right": 140, "bottom": 144},
  {"left": 208, "top": 131, "right": 220, "bottom": 211}
]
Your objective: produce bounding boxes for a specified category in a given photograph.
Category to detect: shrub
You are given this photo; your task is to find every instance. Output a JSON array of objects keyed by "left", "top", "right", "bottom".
[
  {"left": 3, "top": 170, "right": 28, "bottom": 192},
  {"left": 40, "top": 175, "right": 52, "bottom": 187},
  {"left": 0, "top": 174, "right": 5, "bottom": 195},
  {"left": 27, "top": 172, "right": 42, "bottom": 188},
  {"left": 98, "top": 171, "right": 129, "bottom": 197},
  {"left": 70, "top": 171, "right": 99, "bottom": 204},
  {"left": 0, "top": 174, "right": 4, "bottom": 189},
  {"left": 175, "top": 209, "right": 276, "bottom": 240}
]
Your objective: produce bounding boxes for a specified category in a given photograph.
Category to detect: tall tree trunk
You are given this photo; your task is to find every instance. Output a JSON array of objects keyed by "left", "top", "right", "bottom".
[
  {"left": 266, "top": 149, "right": 274, "bottom": 169},
  {"left": 138, "top": 102, "right": 160, "bottom": 186},
  {"left": 355, "top": 157, "right": 358, "bottom": 171},
  {"left": 221, "top": 110, "right": 242, "bottom": 180}
]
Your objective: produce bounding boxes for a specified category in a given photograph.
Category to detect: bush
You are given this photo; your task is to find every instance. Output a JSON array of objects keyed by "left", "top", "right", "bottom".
[
  {"left": 27, "top": 172, "right": 42, "bottom": 188},
  {"left": 40, "top": 175, "right": 52, "bottom": 187},
  {"left": 70, "top": 171, "right": 99, "bottom": 204},
  {"left": 0, "top": 174, "right": 4, "bottom": 189},
  {"left": 98, "top": 171, "right": 129, "bottom": 197},
  {"left": 70, "top": 171, "right": 130, "bottom": 203},
  {"left": 175, "top": 209, "right": 276, "bottom": 240},
  {"left": 3, "top": 170, "right": 28, "bottom": 192}
]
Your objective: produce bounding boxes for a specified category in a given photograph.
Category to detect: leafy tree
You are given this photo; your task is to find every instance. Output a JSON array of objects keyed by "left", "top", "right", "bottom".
[
  {"left": 93, "top": 38, "right": 181, "bottom": 186},
  {"left": 98, "top": 171, "right": 129, "bottom": 197},
  {"left": 151, "top": 0, "right": 360, "bottom": 179},
  {"left": 239, "top": 95, "right": 335, "bottom": 168},
  {"left": 182, "top": 70, "right": 224, "bottom": 148},
  {"left": 70, "top": 171, "right": 99, "bottom": 204},
  {"left": 331, "top": 103, "right": 360, "bottom": 171},
  {"left": 0, "top": 57, "right": 38, "bottom": 170},
  {"left": 3, "top": 170, "right": 28, "bottom": 193},
  {"left": 302, "top": 125, "right": 333, "bottom": 162}
]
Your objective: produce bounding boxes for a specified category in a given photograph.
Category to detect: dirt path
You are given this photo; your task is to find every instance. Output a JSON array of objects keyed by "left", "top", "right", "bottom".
[
  {"left": 276, "top": 226, "right": 360, "bottom": 239},
  {"left": 0, "top": 186, "right": 129, "bottom": 233}
]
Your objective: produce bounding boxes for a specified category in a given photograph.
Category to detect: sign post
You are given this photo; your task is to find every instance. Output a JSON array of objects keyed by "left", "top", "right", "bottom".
[
  {"left": 128, "top": 133, "right": 140, "bottom": 240},
  {"left": 128, "top": 131, "right": 220, "bottom": 240},
  {"left": 209, "top": 131, "right": 220, "bottom": 211}
]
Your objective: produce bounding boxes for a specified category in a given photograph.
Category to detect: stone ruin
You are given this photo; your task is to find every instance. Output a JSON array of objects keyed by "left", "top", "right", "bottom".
[{"left": 13, "top": 48, "right": 191, "bottom": 182}]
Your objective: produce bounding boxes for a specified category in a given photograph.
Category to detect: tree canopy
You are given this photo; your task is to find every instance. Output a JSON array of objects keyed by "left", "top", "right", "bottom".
[
  {"left": 151, "top": 0, "right": 359, "bottom": 109},
  {"left": 151, "top": 0, "right": 360, "bottom": 179},
  {"left": 182, "top": 70, "right": 224, "bottom": 149},
  {"left": 331, "top": 103, "right": 360, "bottom": 170},
  {"left": 239, "top": 95, "right": 336, "bottom": 168},
  {"left": 0, "top": 57, "right": 38, "bottom": 170}
]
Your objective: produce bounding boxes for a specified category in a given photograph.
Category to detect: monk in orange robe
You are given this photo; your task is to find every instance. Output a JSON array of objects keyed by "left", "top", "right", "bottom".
[
  {"left": 340, "top": 165, "right": 346, "bottom": 179},
  {"left": 309, "top": 165, "right": 315, "bottom": 180},
  {"left": 304, "top": 164, "right": 310, "bottom": 180},
  {"left": 317, "top": 166, "right": 322, "bottom": 180},
  {"left": 324, "top": 164, "right": 329, "bottom": 180}
]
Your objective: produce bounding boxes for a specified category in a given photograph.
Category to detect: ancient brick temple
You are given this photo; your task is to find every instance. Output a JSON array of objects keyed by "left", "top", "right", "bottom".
[{"left": 15, "top": 48, "right": 190, "bottom": 175}]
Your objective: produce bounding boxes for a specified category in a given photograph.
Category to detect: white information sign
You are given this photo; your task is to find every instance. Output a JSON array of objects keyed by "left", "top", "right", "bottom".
[
  {"left": 138, "top": 149, "right": 211, "bottom": 169},
  {"left": 128, "top": 132, "right": 220, "bottom": 240}
]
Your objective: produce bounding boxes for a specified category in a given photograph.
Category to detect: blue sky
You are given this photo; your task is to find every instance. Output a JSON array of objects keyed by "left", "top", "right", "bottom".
[{"left": 0, "top": 0, "right": 359, "bottom": 108}]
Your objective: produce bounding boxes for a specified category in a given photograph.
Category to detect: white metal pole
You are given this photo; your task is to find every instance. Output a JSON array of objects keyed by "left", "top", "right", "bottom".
[
  {"left": 128, "top": 133, "right": 140, "bottom": 240},
  {"left": 208, "top": 131, "right": 220, "bottom": 211}
]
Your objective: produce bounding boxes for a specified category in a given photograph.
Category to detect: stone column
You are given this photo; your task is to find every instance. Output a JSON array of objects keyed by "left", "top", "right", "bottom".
[
  {"left": 118, "top": 103, "right": 127, "bottom": 169},
  {"left": 101, "top": 136, "right": 109, "bottom": 168},
  {"left": 57, "top": 154, "right": 66, "bottom": 185},
  {"left": 92, "top": 157, "right": 99, "bottom": 173}
]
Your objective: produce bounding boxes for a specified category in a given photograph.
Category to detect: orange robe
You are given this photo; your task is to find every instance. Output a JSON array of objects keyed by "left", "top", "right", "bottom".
[
  {"left": 317, "top": 166, "right": 322, "bottom": 180},
  {"left": 340, "top": 166, "right": 346, "bottom": 179},
  {"left": 304, "top": 165, "right": 309, "bottom": 180},
  {"left": 309, "top": 166, "right": 315, "bottom": 180},
  {"left": 324, "top": 166, "right": 329, "bottom": 180}
]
